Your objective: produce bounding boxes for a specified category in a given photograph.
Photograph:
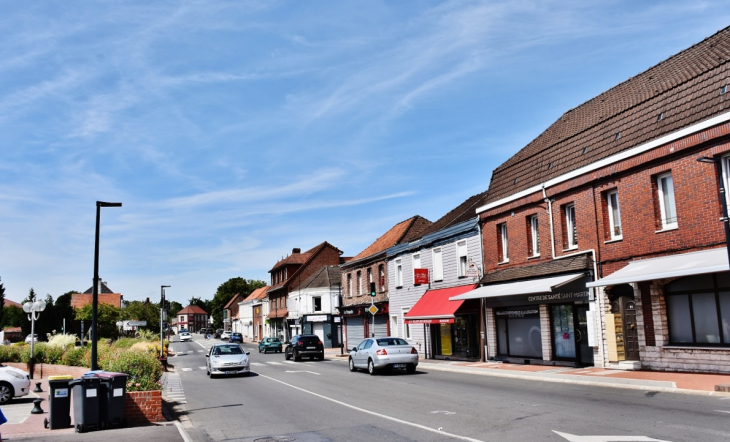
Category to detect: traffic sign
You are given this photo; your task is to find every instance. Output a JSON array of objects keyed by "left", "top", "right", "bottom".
[{"left": 368, "top": 305, "right": 378, "bottom": 315}]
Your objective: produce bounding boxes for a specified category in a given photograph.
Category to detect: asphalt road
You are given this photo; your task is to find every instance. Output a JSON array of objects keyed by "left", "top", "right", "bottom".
[{"left": 169, "top": 336, "right": 730, "bottom": 442}]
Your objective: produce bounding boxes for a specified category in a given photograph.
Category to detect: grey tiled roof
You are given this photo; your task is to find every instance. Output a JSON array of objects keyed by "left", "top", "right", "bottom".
[
  {"left": 486, "top": 26, "right": 730, "bottom": 205},
  {"left": 479, "top": 255, "right": 591, "bottom": 285}
]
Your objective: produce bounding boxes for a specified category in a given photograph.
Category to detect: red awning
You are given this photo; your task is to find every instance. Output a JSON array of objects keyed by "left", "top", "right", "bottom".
[{"left": 404, "top": 284, "right": 476, "bottom": 324}]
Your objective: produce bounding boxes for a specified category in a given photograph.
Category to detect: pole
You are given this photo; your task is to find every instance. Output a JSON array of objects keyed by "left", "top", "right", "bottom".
[
  {"left": 160, "top": 286, "right": 170, "bottom": 359},
  {"left": 29, "top": 312, "right": 36, "bottom": 379},
  {"left": 91, "top": 203, "right": 101, "bottom": 371},
  {"left": 370, "top": 294, "right": 375, "bottom": 338}
]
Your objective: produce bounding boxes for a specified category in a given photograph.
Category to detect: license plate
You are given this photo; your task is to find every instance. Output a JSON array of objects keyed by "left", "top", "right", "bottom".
[
  {"left": 306, "top": 347, "right": 315, "bottom": 349},
  {"left": 393, "top": 364, "right": 406, "bottom": 368}
]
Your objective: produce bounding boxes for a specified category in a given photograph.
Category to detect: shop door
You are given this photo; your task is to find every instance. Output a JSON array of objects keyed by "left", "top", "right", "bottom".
[
  {"left": 346, "top": 317, "right": 365, "bottom": 350},
  {"left": 575, "top": 305, "right": 594, "bottom": 366},
  {"left": 372, "top": 315, "right": 388, "bottom": 337},
  {"left": 552, "top": 304, "right": 594, "bottom": 366},
  {"left": 611, "top": 296, "right": 640, "bottom": 361},
  {"left": 451, "top": 315, "right": 478, "bottom": 359}
]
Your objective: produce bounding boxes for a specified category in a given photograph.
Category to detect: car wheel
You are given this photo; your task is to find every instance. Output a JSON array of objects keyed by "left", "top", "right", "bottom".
[
  {"left": 0, "top": 382, "right": 14, "bottom": 404},
  {"left": 285, "top": 351, "right": 291, "bottom": 360},
  {"left": 406, "top": 364, "right": 416, "bottom": 374},
  {"left": 294, "top": 351, "right": 302, "bottom": 362},
  {"left": 348, "top": 357, "right": 357, "bottom": 372},
  {"left": 367, "top": 359, "right": 377, "bottom": 376},
  {"left": 258, "top": 347, "right": 261, "bottom": 353},
  {"left": 317, "top": 353, "right": 324, "bottom": 361}
]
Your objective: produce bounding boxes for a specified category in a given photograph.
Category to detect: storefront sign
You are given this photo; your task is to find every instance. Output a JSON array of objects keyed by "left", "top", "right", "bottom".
[
  {"left": 306, "top": 315, "right": 328, "bottom": 322},
  {"left": 333, "top": 317, "right": 341, "bottom": 323},
  {"left": 526, "top": 291, "right": 588, "bottom": 303},
  {"left": 495, "top": 308, "right": 539, "bottom": 318},
  {"left": 405, "top": 318, "right": 455, "bottom": 324},
  {"left": 340, "top": 308, "right": 360, "bottom": 316},
  {"left": 414, "top": 268, "right": 429, "bottom": 285}
]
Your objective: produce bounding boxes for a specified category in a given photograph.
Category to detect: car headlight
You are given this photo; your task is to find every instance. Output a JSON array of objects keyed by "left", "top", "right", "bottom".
[{"left": 6, "top": 369, "right": 26, "bottom": 380}]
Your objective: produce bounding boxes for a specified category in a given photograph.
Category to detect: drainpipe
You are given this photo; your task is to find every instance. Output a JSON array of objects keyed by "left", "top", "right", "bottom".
[{"left": 542, "top": 184, "right": 556, "bottom": 259}]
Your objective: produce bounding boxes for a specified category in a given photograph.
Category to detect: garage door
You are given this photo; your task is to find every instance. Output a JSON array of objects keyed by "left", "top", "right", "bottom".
[
  {"left": 346, "top": 317, "right": 365, "bottom": 349},
  {"left": 372, "top": 314, "right": 388, "bottom": 338}
]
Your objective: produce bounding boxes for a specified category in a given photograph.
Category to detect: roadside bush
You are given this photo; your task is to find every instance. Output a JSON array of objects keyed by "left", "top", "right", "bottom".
[
  {"left": 112, "top": 338, "right": 138, "bottom": 349},
  {"left": 0, "top": 345, "right": 23, "bottom": 363},
  {"left": 47, "top": 333, "right": 77, "bottom": 350},
  {"left": 102, "top": 348, "right": 162, "bottom": 392},
  {"left": 21, "top": 343, "right": 47, "bottom": 364},
  {"left": 62, "top": 347, "right": 87, "bottom": 367},
  {"left": 44, "top": 345, "right": 64, "bottom": 365}
]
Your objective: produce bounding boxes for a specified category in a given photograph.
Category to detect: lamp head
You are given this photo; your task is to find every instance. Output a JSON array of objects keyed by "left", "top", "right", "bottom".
[
  {"left": 97, "top": 201, "right": 122, "bottom": 207},
  {"left": 23, "top": 302, "right": 32, "bottom": 313}
]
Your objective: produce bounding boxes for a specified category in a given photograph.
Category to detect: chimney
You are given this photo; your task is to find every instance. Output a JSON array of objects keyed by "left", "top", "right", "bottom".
[{"left": 292, "top": 248, "right": 301, "bottom": 254}]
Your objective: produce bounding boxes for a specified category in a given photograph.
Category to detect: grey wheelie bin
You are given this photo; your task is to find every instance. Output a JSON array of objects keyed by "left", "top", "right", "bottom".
[
  {"left": 43, "top": 375, "right": 73, "bottom": 430},
  {"left": 69, "top": 376, "right": 101, "bottom": 433},
  {"left": 93, "top": 371, "right": 128, "bottom": 428}
]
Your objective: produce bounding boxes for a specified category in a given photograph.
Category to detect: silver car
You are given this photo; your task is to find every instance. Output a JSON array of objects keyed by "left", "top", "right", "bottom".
[
  {"left": 348, "top": 337, "right": 418, "bottom": 375},
  {"left": 205, "top": 343, "right": 250, "bottom": 378}
]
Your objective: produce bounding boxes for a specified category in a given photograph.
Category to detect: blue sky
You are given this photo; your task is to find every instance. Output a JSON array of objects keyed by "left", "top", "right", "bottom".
[{"left": 2, "top": 1, "right": 729, "bottom": 306}]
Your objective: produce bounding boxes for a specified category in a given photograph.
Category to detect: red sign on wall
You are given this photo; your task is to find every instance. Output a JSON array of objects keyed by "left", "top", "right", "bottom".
[{"left": 414, "top": 268, "right": 429, "bottom": 285}]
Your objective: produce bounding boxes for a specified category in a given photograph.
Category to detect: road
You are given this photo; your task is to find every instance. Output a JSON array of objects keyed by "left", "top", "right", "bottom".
[{"left": 168, "top": 335, "right": 730, "bottom": 442}]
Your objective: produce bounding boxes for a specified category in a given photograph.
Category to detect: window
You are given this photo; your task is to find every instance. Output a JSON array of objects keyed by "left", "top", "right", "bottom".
[
  {"left": 457, "top": 240, "right": 468, "bottom": 277},
  {"left": 529, "top": 214, "right": 540, "bottom": 257},
  {"left": 497, "top": 223, "right": 509, "bottom": 263},
  {"left": 402, "top": 308, "right": 411, "bottom": 339},
  {"left": 313, "top": 297, "right": 322, "bottom": 312},
  {"left": 367, "top": 268, "right": 372, "bottom": 284},
  {"left": 412, "top": 253, "right": 421, "bottom": 282},
  {"left": 395, "top": 259, "right": 403, "bottom": 287},
  {"left": 379, "top": 264, "right": 385, "bottom": 291},
  {"left": 665, "top": 273, "right": 730, "bottom": 346},
  {"left": 607, "top": 190, "right": 622, "bottom": 240},
  {"left": 357, "top": 271, "right": 362, "bottom": 296},
  {"left": 657, "top": 172, "right": 678, "bottom": 229},
  {"left": 284, "top": 268, "right": 287, "bottom": 280},
  {"left": 347, "top": 273, "right": 352, "bottom": 297},
  {"left": 722, "top": 155, "right": 730, "bottom": 209},
  {"left": 390, "top": 315, "right": 398, "bottom": 337},
  {"left": 564, "top": 204, "right": 577, "bottom": 249},
  {"left": 432, "top": 247, "right": 443, "bottom": 281}
]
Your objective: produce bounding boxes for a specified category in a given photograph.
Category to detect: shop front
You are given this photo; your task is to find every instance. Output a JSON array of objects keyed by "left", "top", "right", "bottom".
[
  {"left": 405, "top": 285, "right": 480, "bottom": 360},
  {"left": 341, "top": 304, "right": 389, "bottom": 350},
  {"left": 302, "top": 314, "right": 341, "bottom": 348},
  {"left": 452, "top": 273, "right": 596, "bottom": 367}
]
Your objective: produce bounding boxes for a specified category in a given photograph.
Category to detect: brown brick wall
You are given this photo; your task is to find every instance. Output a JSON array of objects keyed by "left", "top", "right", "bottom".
[{"left": 341, "top": 258, "right": 389, "bottom": 307}]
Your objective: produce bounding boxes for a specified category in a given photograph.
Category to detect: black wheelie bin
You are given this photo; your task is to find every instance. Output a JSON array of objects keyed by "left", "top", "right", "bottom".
[
  {"left": 44, "top": 375, "right": 73, "bottom": 429},
  {"left": 93, "top": 371, "right": 128, "bottom": 428},
  {"left": 69, "top": 376, "right": 101, "bottom": 433}
]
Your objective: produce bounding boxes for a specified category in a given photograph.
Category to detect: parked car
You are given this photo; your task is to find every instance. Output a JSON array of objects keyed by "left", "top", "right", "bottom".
[
  {"left": 214, "top": 329, "right": 223, "bottom": 338},
  {"left": 229, "top": 332, "right": 243, "bottom": 343},
  {"left": 284, "top": 334, "right": 324, "bottom": 361},
  {"left": 0, "top": 364, "right": 31, "bottom": 404},
  {"left": 205, "top": 343, "right": 250, "bottom": 378},
  {"left": 258, "top": 337, "right": 282, "bottom": 353},
  {"left": 221, "top": 331, "right": 231, "bottom": 340},
  {"left": 24, "top": 334, "right": 38, "bottom": 344},
  {"left": 349, "top": 337, "right": 418, "bottom": 375},
  {"left": 179, "top": 331, "right": 192, "bottom": 342}
]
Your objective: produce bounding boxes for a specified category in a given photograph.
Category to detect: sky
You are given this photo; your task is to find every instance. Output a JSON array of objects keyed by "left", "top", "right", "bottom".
[{"left": 2, "top": 1, "right": 729, "bottom": 306}]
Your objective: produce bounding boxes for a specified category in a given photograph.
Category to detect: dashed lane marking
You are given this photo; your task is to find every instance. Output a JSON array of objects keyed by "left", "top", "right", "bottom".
[{"left": 181, "top": 368, "right": 193, "bottom": 372}]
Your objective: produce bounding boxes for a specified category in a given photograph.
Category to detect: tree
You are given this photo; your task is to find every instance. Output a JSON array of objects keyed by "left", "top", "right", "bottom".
[
  {"left": 167, "top": 300, "right": 183, "bottom": 317},
  {"left": 210, "top": 278, "right": 266, "bottom": 329},
  {"left": 0, "top": 277, "right": 6, "bottom": 327},
  {"left": 75, "top": 303, "right": 121, "bottom": 339},
  {"left": 54, "top": 291, "right": 79, "bottom": 336},
  {"left": 120, "top": 300, "right": 160, "bottom": 333},
  {"left": 2, "top": 305, "right": 23, "bottom": 328}
]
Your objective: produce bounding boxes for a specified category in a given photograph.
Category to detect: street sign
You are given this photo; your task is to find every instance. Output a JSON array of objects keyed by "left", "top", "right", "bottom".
[
  {"left": 414, "top": 268, "right": 429, "bottom": 284},
  {"left": 128, "top": 320, "right": 147, "bottom": 326},
  {"left": 368, "top": 305, "right": 378, "bottom": 315},
  {"left": 466, "top": 260, "right": 479, "bottom": 278}
]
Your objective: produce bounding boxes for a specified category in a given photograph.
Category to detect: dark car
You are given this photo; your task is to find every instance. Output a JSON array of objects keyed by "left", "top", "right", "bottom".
[
  {"left": 214, "top": 329, "right": 223, "bottom": 338},
  {"left": 229, "top": 332, "right": 243, "bottom": 343},
  {"left": 258, "top": 337, "right": 282, "bottom": 353},
  {"left": 284, "top": 334, "right": 324, "bottom": 361}
]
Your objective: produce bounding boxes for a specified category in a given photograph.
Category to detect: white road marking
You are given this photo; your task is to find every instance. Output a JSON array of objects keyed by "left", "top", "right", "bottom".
[
  {"left": 267, "top": 362, "right": 283, "bottom": 365},
  {"left": 181, "top": 368, "right": 193, "bottom": 372},
  {"left": 431, "top": 411, "right": 456, "bottom": 415},
  {"left": 715, "top": 410, "right": 730, "bottom": 414},
  {"left": 259, "top": 373, "right": 483, "bottom": 442},
  {"left": 199, "top": 367, "right": 207, "bottom": 370},
  {"left": 285, "top": 370, "right": 320, "bottom": 375},
  {"left": 284, "top": 361, "right": 297, "bottom": 364},
  {"left": 553, "top": 431, "right": 671, "bottom": 442},
  {"left": 198, "top": 350, "right": 204, "bottom": 353},
  {"left": 251, "top": 362, "right": 266, "bottom": 366}
]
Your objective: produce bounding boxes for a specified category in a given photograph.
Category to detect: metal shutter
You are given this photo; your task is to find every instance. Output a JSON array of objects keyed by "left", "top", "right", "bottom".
[
  {"left": 346, "top": 317, "right": 365, "bottom": 349},
  {"left": 372, "top": 314, "right": 388, "bottom": 338}
]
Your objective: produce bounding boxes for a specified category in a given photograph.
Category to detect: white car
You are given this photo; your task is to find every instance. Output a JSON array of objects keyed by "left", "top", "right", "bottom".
[
  {"left": 179, "top": 332, "right": 192, "bottom": 342},
  {"left": 24, "top": 334, "right": 38, "bottom": 344},
  {"left": 205, "top": 343, "right": 250, "bottom": 378},
  {"left": 220, "top": 331, "right": 231, "bottom": 340},
  {"left": 0, "top": 364, "right": 31, "bottom": 404},
  {"left": 348, "top": 337, "right": 419, "bottom": 375}
]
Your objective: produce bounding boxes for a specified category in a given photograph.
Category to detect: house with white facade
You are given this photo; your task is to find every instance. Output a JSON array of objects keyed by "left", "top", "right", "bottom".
[
  {"left": 387, "top": 191, "right": 488, "bottom": 360},
  {"left": 287, "top": 266, "right": 343, "bottom": 348}
]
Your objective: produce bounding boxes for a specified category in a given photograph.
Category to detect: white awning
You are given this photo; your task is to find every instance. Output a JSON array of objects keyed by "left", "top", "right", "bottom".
[
  {"left": 586, "top": 248, "right": 729, "bottom": 288},
  {"left": 449, "top": 273, "right": 585, "bottom": 301}
]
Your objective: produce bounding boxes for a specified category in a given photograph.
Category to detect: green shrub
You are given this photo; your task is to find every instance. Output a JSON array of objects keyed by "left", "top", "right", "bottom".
[
  {"left": 44, "top": 345, "right": 64, "bottom": 365},
  {"left": 102, "top": 348, "right": 162, "bottom": 391},
  {"left": 47, "top": 333, "right": 77, "bottom": 350},
  {"left": 0, "top": 345, "right": 23, "bottom": 363},
  {"left": 21, "top": 343, "right": 47, "bottom": 364},
  {"left": 62, "top": 347, "right": 87, "bottom": 367},
  {"left": 112, "top": 338, "right": 138, "bottom": 349}
]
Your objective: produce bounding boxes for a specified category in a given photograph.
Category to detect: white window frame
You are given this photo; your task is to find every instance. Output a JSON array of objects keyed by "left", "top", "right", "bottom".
[
  {"left": 395, "top": 258, "right": 403, "bottom": 287},
  {"left": 402, "top": 307, "right": 411, "bottom": 339},
  {"left": 499, "top": 223, "right": 509, "bottom": 263},
  {"left": 432, "top": 247, "right": 444, "bottom": 281},
  {"left": 357, "top": 271, "right": 362, "bottom": 296},
  {"left": 457, "top": 240, "right": 468, "bottom": 277},
  {"left": 722, "top": 155, "right": 730, "bottom": 209},
  {"left": 390, "top": 315, "right": 399, "bottom": 337},
  {"left": 607, "top": 190, "right": 623, "bottom": 240},
  {"left": 347, "top": 273, "right": 352, "bottom": 297},
  {"left": 657, "top": 172, "right": 678, "bottom": 230},
  {"left": 565, "top": 204, "right": 578, "bottom": 249},
  {"left": 412, "top": 252, "right": 421, "bottom": 282},
  {"left": 530, "top": 214, "right": 540, "bottom": 257}
]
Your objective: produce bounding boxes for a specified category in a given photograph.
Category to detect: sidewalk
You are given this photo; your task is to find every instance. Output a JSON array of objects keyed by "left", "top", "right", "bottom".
[
  {"left": 323, "top": 347, "right": 730, "bottom": 396},
  {"left": 1, "top": 376, "right": 188, "bottom": 442}
]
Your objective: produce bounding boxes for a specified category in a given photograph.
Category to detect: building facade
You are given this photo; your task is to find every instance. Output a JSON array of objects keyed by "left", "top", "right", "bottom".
[
  {"left": 176, "top": 305, "right": 209, "bottom": 333},
  {"left": 287, "top": 266, "right": 342, "bottom": 348}
]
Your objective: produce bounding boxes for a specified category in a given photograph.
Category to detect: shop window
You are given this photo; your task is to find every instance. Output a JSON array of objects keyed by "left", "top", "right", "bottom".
[
  {"left": 656, "top": 172, "right": 678, "bottom": 230},
  {"left": 497, "top": 223, "right": 508, "bottom": 263},
  {"left": 606, "top": 190, "right": 622, "bottom": 240},
  {"left": 527, "top": 214, "right": 540, "bottom": 257},
  {"left": 395, "top": 258, "right": 403, "bottom": 288},
  {"left": 432, "top": 247, "right": 444, "bottom": 281},
  {"left": 457, "top": 240, "right": 468, "bottom": 277},
  {"left": 563, "top": 203, "right": 577, "bottom": 249},
  {"left": 495, "top": 308, "right": 542, "bottom": 358},
  {"left": 665, "top": 273, "right": 730, "bottom": 346},
  {"left": 357, "top": 271, "right": 362, "bottom": 296}
]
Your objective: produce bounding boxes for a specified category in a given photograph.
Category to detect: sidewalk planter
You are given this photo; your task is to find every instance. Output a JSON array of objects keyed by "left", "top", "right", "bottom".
[{"left": 125, "top": 390, "right": 164, "bottom": 423}]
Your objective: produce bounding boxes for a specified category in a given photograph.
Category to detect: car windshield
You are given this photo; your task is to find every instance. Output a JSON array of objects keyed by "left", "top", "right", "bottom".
[
  {"left": 376, "top": 338, "right": 409, "bottom": 346},
  {"left": 299, "top": 336, "right": 320, "bottom": 344},
  {"left": 214, "top": 346, "right": 243, "bottom": 355}
]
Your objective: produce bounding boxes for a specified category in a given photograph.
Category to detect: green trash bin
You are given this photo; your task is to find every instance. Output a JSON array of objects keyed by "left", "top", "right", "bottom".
[
  {"left": 69, "top": 377, "right": 101, "bottom": 433},
  {"left": 43, "top": 375, "right": 73, "bottom": 430}
]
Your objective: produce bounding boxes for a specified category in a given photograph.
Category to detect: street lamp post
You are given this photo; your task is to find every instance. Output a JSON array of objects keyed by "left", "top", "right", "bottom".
[
  {"left": 23, "top": 300, "right": 46, "bottom": 379},
  {"left": 91, "top": 201, "right": 122, "bottom": 372},
  {"left": 160, "top": 285, "right": 170, "bottom": 359},
  {"left": 697, "top": 156, "right": 730, "bottom": 268}
]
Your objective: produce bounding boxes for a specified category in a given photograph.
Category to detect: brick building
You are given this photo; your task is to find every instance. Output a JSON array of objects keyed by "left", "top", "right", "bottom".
[
  {"left": 451, "top": 26, "right": 730, "bottom": 373},
  {"left": 71, "top": 280, "right": 123, "bottom": 309},
  {"left": 176, "top": 305, "right": 209, "bottom": 333},
  {"left": 266, "top": 242, "right": 346, "bottom": 342},
  {"left": 340, "top": 216, "right": 431, "bottom": 349}
]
